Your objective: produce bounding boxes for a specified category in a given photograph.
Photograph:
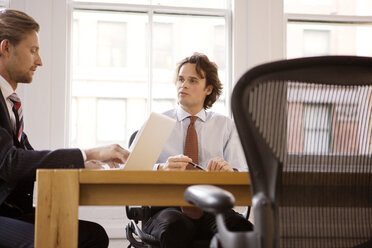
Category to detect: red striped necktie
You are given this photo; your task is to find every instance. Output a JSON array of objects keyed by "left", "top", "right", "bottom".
[{"left": 8, "top": 93, "right": 23, "bottom": 142}]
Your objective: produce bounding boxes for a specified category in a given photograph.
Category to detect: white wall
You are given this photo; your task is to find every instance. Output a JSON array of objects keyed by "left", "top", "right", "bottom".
[{"left": 233, "top": 0, "right": 284, "bottom": 81}]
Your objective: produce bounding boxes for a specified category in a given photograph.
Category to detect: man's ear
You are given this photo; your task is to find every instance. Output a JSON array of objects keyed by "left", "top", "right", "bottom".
[
  {"left": 0, "top": 39, "right": 11, "bottom": 57},
  {"left": 206, "top": 85, "right": 213, "bottom": 95}
]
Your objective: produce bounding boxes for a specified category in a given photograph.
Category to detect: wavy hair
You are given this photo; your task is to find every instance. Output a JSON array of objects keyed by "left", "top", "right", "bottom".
[{"left": 175, "top": 53, "right": 222, "bottom": 109}]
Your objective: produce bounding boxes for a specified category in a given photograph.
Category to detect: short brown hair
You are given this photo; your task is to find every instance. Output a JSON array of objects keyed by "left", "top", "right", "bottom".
[
  {"left": 175, "top": 53, "right": 222, "bottom": 109},
  {"left": 0, "top": 9, "right": 40, "bottom": 46}
]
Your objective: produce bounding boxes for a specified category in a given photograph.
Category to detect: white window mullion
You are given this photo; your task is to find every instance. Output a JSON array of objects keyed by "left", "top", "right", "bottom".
[
  {"left": 287, "top": 13, "right": 372, "bottom": 24},
  {"left": 225, "top": 0, "right": 232, "bottom": 117},
  {"left": 148, "top": 9, "right": 153, "bottom": 116}
]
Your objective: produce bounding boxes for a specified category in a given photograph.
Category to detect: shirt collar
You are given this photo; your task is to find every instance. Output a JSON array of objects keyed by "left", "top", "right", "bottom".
[
  {"left": 176, "top": 105, "right": 207, "bottom": 122},
  {"left": 0, "top": 75, "right": 15, "bottom": 100}
]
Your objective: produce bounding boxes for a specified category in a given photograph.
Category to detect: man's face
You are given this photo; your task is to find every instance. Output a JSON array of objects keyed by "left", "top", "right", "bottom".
[
  {"left": 5, "top": 31, "right": 42, "bottom": 88},
  {"left": 176, "top": 63, "right": 212, "bottom": 114}
]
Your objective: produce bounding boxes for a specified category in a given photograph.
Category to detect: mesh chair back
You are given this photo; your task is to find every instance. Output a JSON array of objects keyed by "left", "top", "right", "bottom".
[{"left": 232, "top": 56, "right": 372, "bottom": 248}]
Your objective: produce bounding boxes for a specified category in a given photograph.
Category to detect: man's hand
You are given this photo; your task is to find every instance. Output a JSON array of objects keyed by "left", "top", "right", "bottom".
[
  {"left": 84, "top": 160, "right": 120, "bottom": 169},
  {"left": 207, "top": 158, "right": 234, "bottom": 172},
  {"left": 84, "top": 144, "right": 130, "bottom": 164},
  {"left": 158, "top": 155, "right": 192, "bottom": 171}
]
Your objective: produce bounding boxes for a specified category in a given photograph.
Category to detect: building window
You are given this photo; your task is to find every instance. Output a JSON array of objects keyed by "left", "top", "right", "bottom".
[
  {"left": 303, "top": 104, "right": 331, "bottom": 154},
  {"left": 70, "top": 2, "right": 230, "bottom": 148},
  {"left": 153, "top": 22, "right": 173, "bottom": 69},
  {"left": 303, "top": 29, "right": 330, "bottom": 56},
  {"left": 97, "top": 21, "right": 127, "bottom": 67},
  {"left": 71, "top": 97, "right": 127, "bottom": 147},
  {"left": 0, "top": 0, "right": 9, "bottom": 9},
  {"left": 96, "top": 98, "right": 126, "bottom": 145},
  {"left": 214, "top": 25, "right": 225, "bottom": 69}
]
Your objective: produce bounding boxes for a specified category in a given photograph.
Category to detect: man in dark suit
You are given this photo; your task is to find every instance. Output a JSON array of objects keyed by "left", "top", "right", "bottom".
[{"left": 0, "top": 9, "right": 130, "bottom": 247}]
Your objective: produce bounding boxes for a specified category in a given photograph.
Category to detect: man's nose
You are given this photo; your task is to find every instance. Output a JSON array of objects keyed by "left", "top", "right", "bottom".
[{"left": 36, "top": 53, "right": 43, "bottom": 66}]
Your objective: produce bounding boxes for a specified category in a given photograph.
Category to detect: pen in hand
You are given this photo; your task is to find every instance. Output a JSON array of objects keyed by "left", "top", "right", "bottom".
[{"left": 188, "top": 162, "right": 206, "bottom": 171}]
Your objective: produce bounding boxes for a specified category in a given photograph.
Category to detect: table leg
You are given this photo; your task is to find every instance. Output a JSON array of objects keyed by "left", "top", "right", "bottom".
[{"left": 35, "top": 170, "right": 79, "bottom": 248}]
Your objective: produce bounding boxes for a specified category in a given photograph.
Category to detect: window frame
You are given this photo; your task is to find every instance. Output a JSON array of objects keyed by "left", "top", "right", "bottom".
[{"left": 285, "top": 13, "right": 372, "bottom": 57}]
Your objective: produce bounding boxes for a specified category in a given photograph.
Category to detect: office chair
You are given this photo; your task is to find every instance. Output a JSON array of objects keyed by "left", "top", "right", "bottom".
[{"left": 184, "top": 56, "right": 372, "bottom": 247}]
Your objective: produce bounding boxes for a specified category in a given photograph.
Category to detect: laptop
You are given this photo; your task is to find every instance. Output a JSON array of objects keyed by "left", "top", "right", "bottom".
[{"left": 122, "top": 112, "right": 176, "bottom": 170}]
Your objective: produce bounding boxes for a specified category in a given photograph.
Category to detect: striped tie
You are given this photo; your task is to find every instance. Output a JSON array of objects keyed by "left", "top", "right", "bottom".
[{"left": 8, "top": 93, "right": 23, "bottom": 142}]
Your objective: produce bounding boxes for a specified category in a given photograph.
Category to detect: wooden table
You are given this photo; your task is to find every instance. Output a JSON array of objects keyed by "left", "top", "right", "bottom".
[{"left": 35, "top": 169, "right": 251, "bottom": 248}]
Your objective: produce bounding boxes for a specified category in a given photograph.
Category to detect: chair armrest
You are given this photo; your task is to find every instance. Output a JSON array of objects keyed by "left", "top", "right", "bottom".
[
  {"left": 126, "top": 206, "right": 152, "bottom": 222},
  {"left": 184, "top": 185, "right": 235, "bottom": 214}
]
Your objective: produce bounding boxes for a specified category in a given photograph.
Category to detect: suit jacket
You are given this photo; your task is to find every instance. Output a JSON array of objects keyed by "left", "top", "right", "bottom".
[{"left": 0, "top": 89, "right": 84, "bottom": 213}]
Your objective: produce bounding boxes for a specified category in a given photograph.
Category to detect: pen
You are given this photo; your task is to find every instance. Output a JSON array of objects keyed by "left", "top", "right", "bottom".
[{"left": 188, "top": 162, "right": 206, "bottom": 171}]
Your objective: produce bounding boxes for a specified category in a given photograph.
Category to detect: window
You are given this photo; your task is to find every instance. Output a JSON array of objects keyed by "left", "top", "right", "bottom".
[
  {"left": 303, "top": 104, "right": 331, "bottom": 154},
  {"left": 97, "top": 21, "right": 127, "bottom": 67},
  {"left": 70, "top": 1, "right": 230, "bottom": 148},
  {"left": 96, "top": 98, "right": 126, "bottom": 145},
  {"left": 214, "top": 25, "right": 226, "bottom": 69},
  {"left": 153, "top": 22, "right": 173, "bottom": 69},
  {"left": 288, "top": 85, "right": 367, "bottom": 155},
  {"left": 0, "top": 0, "right": 8, "bottom": 9},
  {"left": 285, "top": 0, "right": 372, "bottom": 58},
  {"left": 303, "top": 29, "right": 330, "bottom": 56}
]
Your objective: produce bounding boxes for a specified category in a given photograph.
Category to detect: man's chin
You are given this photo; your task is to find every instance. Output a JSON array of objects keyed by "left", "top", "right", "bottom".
[{"left": 18, "top": 77, "right": 33, "bottom": 84}]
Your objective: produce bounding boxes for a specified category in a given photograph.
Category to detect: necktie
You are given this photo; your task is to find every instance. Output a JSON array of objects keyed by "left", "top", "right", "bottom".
[
  {"left": 184, "top": 116, "right": 198, "bottom": 169},
  {"left": 182, "top": 115, "right": 203, "bottom": 218},
  {"left": 8, "top": 93, "right": 23, "bottom": 142}
]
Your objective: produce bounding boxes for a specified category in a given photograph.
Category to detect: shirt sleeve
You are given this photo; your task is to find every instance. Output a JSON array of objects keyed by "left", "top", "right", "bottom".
[
  {"left": 223, "top": 121, "right": 248, "bottom": 172},
  {"left": 80, "top": 149, "right": 87, "bottom": 161}
]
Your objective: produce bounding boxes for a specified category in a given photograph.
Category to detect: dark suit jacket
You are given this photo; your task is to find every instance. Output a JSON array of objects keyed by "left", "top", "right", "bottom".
[{"left": 0, "top": 88, "right": 84, "bottom": 214}]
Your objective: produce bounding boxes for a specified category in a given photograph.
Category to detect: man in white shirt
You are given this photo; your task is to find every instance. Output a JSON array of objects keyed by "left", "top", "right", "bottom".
[{"left": 136, "top": 53, "right": 253, "bottom": 247}]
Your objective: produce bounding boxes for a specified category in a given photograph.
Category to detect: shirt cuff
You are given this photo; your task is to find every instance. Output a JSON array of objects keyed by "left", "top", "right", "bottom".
[
  {"left": 80, "top": 149, "right": 87, "bottom": 162},
  {"left": 153, "top": 163, "right": 160, "bottom": 171}
]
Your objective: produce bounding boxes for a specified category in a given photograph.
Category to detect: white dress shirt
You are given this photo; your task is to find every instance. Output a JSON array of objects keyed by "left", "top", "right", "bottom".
[
  {"left": 0, "top": 75, "right": 17, "bottom": 129},
  {"left": 131, "top": 106, "right": 248, "bottom": 171}
]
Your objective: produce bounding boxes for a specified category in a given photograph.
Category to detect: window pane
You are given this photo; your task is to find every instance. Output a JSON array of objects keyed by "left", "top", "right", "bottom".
[
  {"left": 303, "top": 30, "right": 330, "bottom": 56},
  {"left": 287, "top": 22, "right": 372, "bottom": 59},
  {"left": 72, "top": 10, "right": 148, "bottom": 148},
  {"left": 97, "top": 21, "right": 127, "bottom": 67},
  {"left": 96, "top": 99, "right": 126, "bottom": 145},
  {"left": 285, "top": 0, "right": 372, "bottom": 16},
  {"left": 0, "top": 0, "right": 8, "bottom": 8},
  {"left": 304, "top": 104, "right": 331, "bottom": 154},
  {"left": 152, "top": 13, "right": 227, "bottom": 114}
]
